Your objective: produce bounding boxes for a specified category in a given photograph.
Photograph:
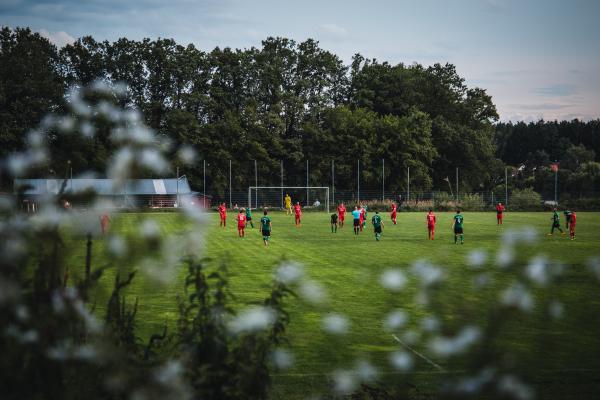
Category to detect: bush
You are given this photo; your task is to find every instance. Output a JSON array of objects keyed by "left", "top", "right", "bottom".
[
  {"left": 433, "top": 192, "right": 458, "bottom": 211},
  {"left": 509, "top": 188, "right": 543, "bottom": 211},
  {"left": 458, "top": 193, "right": 485, "bottom": 211}
]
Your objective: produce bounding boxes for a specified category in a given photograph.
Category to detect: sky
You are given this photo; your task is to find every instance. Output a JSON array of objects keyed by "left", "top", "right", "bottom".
[{"left": 2, "top": 0, "right": 599, "bottom": 122}]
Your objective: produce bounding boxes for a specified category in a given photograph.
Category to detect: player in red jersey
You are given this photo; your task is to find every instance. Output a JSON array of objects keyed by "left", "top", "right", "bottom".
[
  {"left": 359, "top": 205, "right": 366, "bottom": 231},
  {"left": 390, "top": 202, "right": 397, "bottom": 225},
  {"left": 218, "top": 203, "right": 227, "bottom": 227},
  {"left": 496, "top": 202, "right": 505, "bottom": 225},
  {"left": 569, "top": 210, "right": 577, "bottom": 240},
  {"left": 236, "top": 209, "right": 247, "bottom": 237},
  {"left": 426, "top": 209, "right": 436, "bottom": 240},
  {"left": 294, "top": 202, "right": 302, "bottom": 226},
  {"left": 337, "top": 203, "right": 346, "bottom": 228}
]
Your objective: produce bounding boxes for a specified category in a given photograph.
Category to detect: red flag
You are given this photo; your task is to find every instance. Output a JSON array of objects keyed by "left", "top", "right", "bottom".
[{"left": 550, "top": 163, "right": 559, "bottom": 172}]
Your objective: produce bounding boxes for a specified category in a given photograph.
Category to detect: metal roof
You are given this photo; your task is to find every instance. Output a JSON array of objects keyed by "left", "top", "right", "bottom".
[{"left": 14, "top": 178, "right": 192, "bottom": 196}]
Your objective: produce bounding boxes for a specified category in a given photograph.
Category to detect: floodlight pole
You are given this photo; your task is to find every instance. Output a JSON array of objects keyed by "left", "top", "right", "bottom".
[
  {"left": 505, "top": 167, "right": 508, "bottom": 206},
  {"left": 306, "top": 160, "right": 309, "bottom": 206},
  {"left": 382, "top": 159, "right": 385, "bottom": 201},
  {"left": 176, "top": 166, "right": 179, "bottom": 207},
  {"left": 357, "top": 159, "right": 360, "bottom": 203},
  {"left": 554, "top": 161, "right": 558, "bottom": 204},
  {"left": 332, "top": 159, "right": 335, "bottom": 206},
  {"left": 455, "top": 167, "right": 459, "bottom": 203},
  {"left": 280, "top": 160, "right": 283, "bottom": 208},
  {"left": 229, "top": 159, "right": 232, "bottom": 209},
  {"left": 203, "top": 160, "right": 206, "bottom": 208},
  {"left": 407, "top": 166, "right": 410, "bottom": 202},
  {"left": 254, "top": 159, "right": 257, "bottom": 208}
]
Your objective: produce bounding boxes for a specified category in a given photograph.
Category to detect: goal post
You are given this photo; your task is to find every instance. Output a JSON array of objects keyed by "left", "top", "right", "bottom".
[{"left": 248, "top": 186, "right": 330, "bottom": 213}]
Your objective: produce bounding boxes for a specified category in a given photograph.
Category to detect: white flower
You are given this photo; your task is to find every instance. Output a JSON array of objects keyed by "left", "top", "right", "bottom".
[
  {"left": 401, "top": 329, "right": 420, "bottom": 345},
  {"left": 389, "top": 351, "right": 413, "bottom": 371},
  {"left": 411, "top": 260, "right": 444, "bottom": 287},
  {"left": 497, "top": 374, "right": 534, "bottom": 400},
  {"left": 140, "top": 219, "right": 161, "bottom": 240},
  {"left": 383, "top": 310, "right": 408, "bottom": 331},
  {"left": 299, "top": 280, "right": 327, "bottom": 304},
  {"left": 355, "top": 359, "right": 378, "bottom": 382},
  {"left": 467, "top": 250, "right": 488, "bottom": 268},
  {"left": 496, "top": 246, "right": 515, "bottom": 268},
  {"left": 108, "top": 235, "right": 127, "bottom": 257},
  {"left": 275, "top": 262, "right": 304, "bottom": 284},
  {"left": 548, "top": 301, "right": 564, "bottom": 319},
  {"left": 154, "top": 360, "right": 183, "bottom": 385},
  {"left": 177, "top": 146, "right": 197, "bottom": 165},
  {"left": 587, "top": 257, "right": 600, "bottom": 281},
  {"left": 227, "top": 306, "right": 275, "bottom": 334},
  {"left": 420, "top": 316, "right": 440, "bottom": 332},
  {"left": 271, "top": 348, "right": 295, "bottom": 369},
  {"left": 139, "top": 148, "right": 168, "bottom": 174},
  {"left": 322, "top": 313, "right": 349, "bottom": 335},
  {"left": 332, "top": 369, "right": 358, "bottom": 395},
  {"left": 525, "top": 256, "right": 550, "bottom": 286},
  {"left": 501, "top": 282, "right": 534, "bottom": 312},
  {"left": 380, "top": 269, "right": 407, "bottom": 291},
  {"left": 428, "top": 326, "right": 481, "bottom": 358},
  {"left": 473, "top": 273, "right": 493, "bottom": 288}
]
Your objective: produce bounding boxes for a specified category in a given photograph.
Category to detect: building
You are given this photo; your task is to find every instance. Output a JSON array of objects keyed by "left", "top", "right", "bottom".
[{"left": 14, "top": 178, "right": 211, "bottom": 211}]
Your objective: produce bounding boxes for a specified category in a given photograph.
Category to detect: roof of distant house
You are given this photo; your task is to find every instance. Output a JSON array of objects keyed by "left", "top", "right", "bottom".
[{"left": 14, "top": 178, "right": 192, "bottom": 196}]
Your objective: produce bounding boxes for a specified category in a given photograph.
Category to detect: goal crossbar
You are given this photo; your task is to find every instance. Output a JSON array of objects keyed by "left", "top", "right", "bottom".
[{"left": 248, "top": 186, "right": 329, "bottom": 213}]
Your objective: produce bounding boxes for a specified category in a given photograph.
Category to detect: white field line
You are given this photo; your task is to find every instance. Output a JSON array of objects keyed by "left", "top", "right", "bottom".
[{"left": 392, "top": 334, "right": 446, "bottom": 372}]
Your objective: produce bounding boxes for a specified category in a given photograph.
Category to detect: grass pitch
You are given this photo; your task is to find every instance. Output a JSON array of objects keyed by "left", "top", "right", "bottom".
[{"left": 67, "top": 211, "right": 600, "bottom": 398}]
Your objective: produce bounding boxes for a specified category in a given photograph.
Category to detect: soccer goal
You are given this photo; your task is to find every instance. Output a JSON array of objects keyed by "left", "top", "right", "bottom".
[{"left": 248, "top": 186, "right": 330, "bottom": 213}]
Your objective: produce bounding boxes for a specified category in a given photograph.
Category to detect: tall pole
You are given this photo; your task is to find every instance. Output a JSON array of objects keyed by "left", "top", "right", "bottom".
[
  {"left": 306, "top": 160, "right": 309, "bottom": 206},
  {"left": 357, "top": 159, "right": 360, "bottom": 203},
  {"left": 407, "top": 166, "right": 410, "bottom": 202},
  {"left": 332, "top": 160, "right": 335, "bottom": 206},
  {"left": 505, "top": 167, "right": 508, "bottom": 206},
  {"left": 203, "top": 160, "right": 206, "bottom": 208},
  {"left": 229, "top": 159, "right": 232, "bottom": 209},
  {"left": 254, "top": 159, "right": 257, "bottom": 209},
  {"left": 382, "top": 159, "right": 385, "bottom": 201},
  {"left": 455, "top": 167, "right": 459, "bottom": 203},
  {"left": 280, "top": 160, "right": 283, "bottom": 208},
  {"left": 176, "top": 166, "right": 179, "bottom": 207},
  {"left": 554, "top": 161, "right": 558, "bottom": 204}
]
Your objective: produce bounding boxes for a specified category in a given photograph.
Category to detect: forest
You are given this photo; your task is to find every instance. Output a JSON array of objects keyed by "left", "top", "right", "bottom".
[{"left": 2, "top": 27, "right": 599, "bottom": 198}]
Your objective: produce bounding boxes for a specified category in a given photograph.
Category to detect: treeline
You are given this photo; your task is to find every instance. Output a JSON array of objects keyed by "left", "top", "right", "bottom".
[{"left": 1, "top": 27, "right": 599, "bottom": 198}]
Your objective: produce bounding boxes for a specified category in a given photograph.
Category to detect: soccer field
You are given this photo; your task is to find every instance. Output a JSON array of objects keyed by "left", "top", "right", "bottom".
[{"left": 68, "top": 211, "right": 600, "bottom": 398}]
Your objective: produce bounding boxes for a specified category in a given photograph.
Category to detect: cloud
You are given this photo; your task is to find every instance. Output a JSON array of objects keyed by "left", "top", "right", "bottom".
[
  {"left": 532, "top": 83, "right": 578, "bottom": 97},
  {"left": 38, "top": 29, "right": 75, "bottom": 47},
  {"left": 319, "top": 23, "right": 348, "bottom": 38},
  {"left": 516, "top": 103, "right": 574, "bottom": 110}
]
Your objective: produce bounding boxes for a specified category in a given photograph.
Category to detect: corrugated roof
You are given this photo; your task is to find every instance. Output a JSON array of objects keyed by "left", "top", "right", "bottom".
[{"left": 14, "top": 178, "right": 192, "bottom": 196}]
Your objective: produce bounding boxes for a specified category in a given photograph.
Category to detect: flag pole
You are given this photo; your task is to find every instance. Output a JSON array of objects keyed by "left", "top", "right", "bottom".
[{"left": 554, "top": 161, "right": 558, "bottom": 204}]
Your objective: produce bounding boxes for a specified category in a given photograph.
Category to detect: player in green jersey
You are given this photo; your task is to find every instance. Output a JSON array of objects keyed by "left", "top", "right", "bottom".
[
  {"left": 371, "top": 211, "right": 384, "bottom": 241},
  {"left": 330, "top": 213, "right": 338, "bottom": 233},
  {"left": 548, "top": 208, "right": 565, "bottom": 236},
  {"left": 260, "top": 209, "right": 272, "bottom": 246},
  {"left": 452, "top": 209, "right": 464, "bottom": 244},
  {"left": 245, "top": 207, "right": 254, "bottom": 228}
]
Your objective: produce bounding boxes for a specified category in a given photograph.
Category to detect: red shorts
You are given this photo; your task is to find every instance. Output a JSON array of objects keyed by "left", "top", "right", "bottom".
[
  {"left": 428, "top": 225, "right": 435, "bottom": 230},
  {"left": 570, "top": 223, "right": 576, "bottom": 231},
  {"left": 237, "top": 224, "right": 245, "bottom": 229},
  {"left": 391, "top": 212, "right": 397, "bottom": 218},
  {"left": 220, "top": 214, "right": 226, "bottom": 220},
  {"left": 497, "top": 213, "right": 503, "bottom": 219},
  {"left": 338, "top": 214, "right": 344, "bottom": 221}
]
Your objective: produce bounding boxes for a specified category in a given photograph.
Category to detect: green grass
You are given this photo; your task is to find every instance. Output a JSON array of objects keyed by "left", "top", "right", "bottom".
[{"left": 65, "top": 211, "right": 600, "bottom": 398}]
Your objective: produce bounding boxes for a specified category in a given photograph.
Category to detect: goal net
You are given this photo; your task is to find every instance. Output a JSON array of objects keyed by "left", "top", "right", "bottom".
[{"left": 248, "top": 186, "right": 330, "bottom": 213}]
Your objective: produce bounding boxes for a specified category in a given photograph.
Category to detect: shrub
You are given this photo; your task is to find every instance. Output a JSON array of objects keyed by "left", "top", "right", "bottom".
[
  {"left": 509, "top": 188, "right": 542, "bottom": 211},
  {"left": 458, "top": 193, "right": 485, "bottom": 211}
]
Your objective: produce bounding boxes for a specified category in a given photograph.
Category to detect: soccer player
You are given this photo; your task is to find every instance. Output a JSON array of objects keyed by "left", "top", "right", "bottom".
[
  {"left": 260, "top": 209, "right": 272, "bottom": 246},
  {"left": 372, "top": 211, "right": 384, "bottom": 241},
  {"left": 563, "top": 209, "right": 573, "bottom": 229},
  {"left": 352, "top": 206, "right": 361, "bottom": 235},
  {"left": 236, "top": 209, "right": 247, "bottom": 238},
  {"left": 337, "top": 202, "right": 346, "bottom": 228},
  {"left": 331, "top": 213, "right": 338, "bottom": 233},
  {"left": 293, "top": 202, "right": 302, "bottom": 226},
  {"left": 452, "top": 209, "right": 464, "bottom": 244},
  {"left": 363, "top": 205, "right": 368, "bottom": 229},
  {"left": 218, "top": 202, "right": 227, "bottom": 227},
  {"left": 569, "top": 209, "right": 577, "bottom": 240},
  {"left": 390, "top": 202, "right": 398, "bottom": 225},
  {"left": 359, "top": 205, "right": 366, "bottom": 231},
  {"left": 548, "top": 208, "right": 565, "bottom": 236},
  {"left": 245, "top": 207, "right": 254, "bottom": 228},
  {"left": 285, "top": 194, "right": 292, "bottom": 215},
  {"left": 100, "top": 212, "right": 111, "bottom": 235},
  {"left": 496, "top": 202, "right": 505, "bottom": 225},
  {"left": 426, "top": 209, "right": 436, "bottom": 240}
]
